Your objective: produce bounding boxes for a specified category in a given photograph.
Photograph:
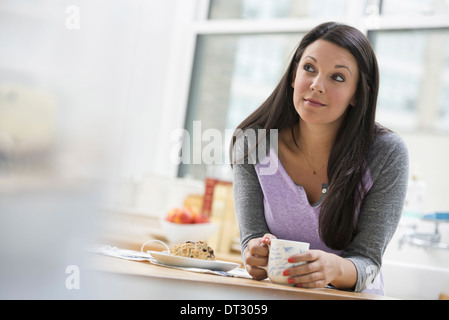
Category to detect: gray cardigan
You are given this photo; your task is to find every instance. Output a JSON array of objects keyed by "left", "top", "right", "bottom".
[{"left": 232, "top": 127, "right": 409, "bottom": 293}]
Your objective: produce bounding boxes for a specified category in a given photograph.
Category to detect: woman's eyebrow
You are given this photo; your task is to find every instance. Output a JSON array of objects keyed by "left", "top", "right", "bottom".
[
  {"left": 305, "top": 55, "right": 317, "bottom": 62},
  {"left": 335, "top": 64, "right": 352, "bottom": 75},
  {"left": 305, "top": 55, "right": 353, "bottom": 75}
]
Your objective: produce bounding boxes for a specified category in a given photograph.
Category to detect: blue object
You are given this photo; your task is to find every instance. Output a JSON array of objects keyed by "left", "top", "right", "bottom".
[{"left": 422, "top": 212, "right": 449, "bottom": 222}]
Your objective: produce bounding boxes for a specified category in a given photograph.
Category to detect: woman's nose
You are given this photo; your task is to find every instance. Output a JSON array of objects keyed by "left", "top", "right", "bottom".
[{"left": 310, "top": 77, "right": 325, "bottom": 94}]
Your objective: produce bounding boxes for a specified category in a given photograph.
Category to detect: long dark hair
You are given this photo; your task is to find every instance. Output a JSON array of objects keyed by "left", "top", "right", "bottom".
[{"left": 230, "top": 22, "right": 380, "bottom": 250}]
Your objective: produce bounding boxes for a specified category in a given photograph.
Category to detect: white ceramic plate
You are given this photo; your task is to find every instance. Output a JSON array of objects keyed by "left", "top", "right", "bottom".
[{"left": 149, "top": 251, "right": 240, "bottom": 272}]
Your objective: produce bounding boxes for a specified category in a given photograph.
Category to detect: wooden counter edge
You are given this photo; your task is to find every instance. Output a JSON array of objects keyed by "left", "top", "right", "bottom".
[{"left": 89, "top": 254, "right": 397, "bottom": 300}]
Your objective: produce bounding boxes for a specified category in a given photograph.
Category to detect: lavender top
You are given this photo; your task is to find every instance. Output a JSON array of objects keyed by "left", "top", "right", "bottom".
[
  {"left": 232, "top": 126, "right": 409, "bottom": 295},
  {"left": 255, "top": 148, "right": 372, "bottom": 255}
]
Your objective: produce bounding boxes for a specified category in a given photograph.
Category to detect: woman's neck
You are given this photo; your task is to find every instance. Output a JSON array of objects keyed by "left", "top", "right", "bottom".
[{"left": 296, "top": 119, "right": 339, "bottom": 160}]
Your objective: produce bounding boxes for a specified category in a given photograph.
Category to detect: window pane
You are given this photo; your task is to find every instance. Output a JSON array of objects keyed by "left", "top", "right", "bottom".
[
  {"left": 370, "top": 29, "right": 449, "bottom": 131},
  {"left": 178, "top": 33, "right": 302, "bottom": 180},
  {"left": 437, "top": 37, "right": 449, "bottom": 130},
  {"left": 380, "top": 0, "right": 449, "bottom": 15},
  {"left": 209, "top": 0, "right": 349, "bottom": 20}
]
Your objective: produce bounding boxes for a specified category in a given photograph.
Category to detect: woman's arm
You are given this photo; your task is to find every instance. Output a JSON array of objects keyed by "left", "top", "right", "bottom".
[
  {"left": 342, "top": 131, "right": 409, "bottom": 292},
  {"left": 233, "top": 162, "right": 276, "bottom": 279},
  {"left": 232, "top": 162, "right": 270, "bottom": 254}
]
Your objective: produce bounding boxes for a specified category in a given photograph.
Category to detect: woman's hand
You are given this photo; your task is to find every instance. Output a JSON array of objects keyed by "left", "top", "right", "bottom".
[
  {"left": 243, "top": 234, "right": 276, "bottom": 280},
  {"left": 283, "top": 250, "right": 357, "bottom": 289}
]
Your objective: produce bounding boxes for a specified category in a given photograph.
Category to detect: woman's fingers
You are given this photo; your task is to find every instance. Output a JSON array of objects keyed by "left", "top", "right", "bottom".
[
  {"left": 284, "top": 250, "right": 339, "bottom": 288},
  {"left": 261, "top": 233, "right": 276, "bottom": 246},
  {"left": 245, "top": 253, "right": 268, "bottom": 267},
  {"left": 246, "top": 238, "right": 269, "bottom": 257},
  {"left": 246, "top": 265, "right": 269, "bottom": 280},
  {"left": 244, "top": 234, "right": 277, "bottom": 280},
  {"left": 246, "top": 233, "right": 276, "bottom": 256}
]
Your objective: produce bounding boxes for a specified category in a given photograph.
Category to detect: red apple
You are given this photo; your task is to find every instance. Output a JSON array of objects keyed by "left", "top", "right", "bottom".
[
  {"left": 186, "top": 206, "right": 198, "bottom": 222},
  {"left": 165, "top": 207, "right": 210, "bottom": 224},
  {"left": 186, "top": 206, "right": 210, "bottom": 223},
  {"left": 165, "top": 208, "right": 177, "bottom": 222},
  {"left": 193, "top": 214, "right": 210, "bottom": 223},
  {"left": 165, "top": 207, "right": 193, "bottom": 224}
]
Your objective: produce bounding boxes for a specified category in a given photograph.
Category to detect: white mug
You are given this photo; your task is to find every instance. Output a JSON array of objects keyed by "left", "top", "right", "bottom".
[{"left": 261, "top": 239, "right": 310, "bottom": 285}]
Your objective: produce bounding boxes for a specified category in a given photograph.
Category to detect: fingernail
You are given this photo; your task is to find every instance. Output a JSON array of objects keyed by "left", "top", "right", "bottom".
[
  {"left": 288, "top": 278, "right": 295, "bottom": 284},
  {"left": 283, "top": 270, "right": 290, "bottom": 276},
  {"left": 288, "top": 257, "right": 295, "bottom": 263},
  {"left": 296, "top": 283, "right": 302, "bottom": 287},
  {"left": 263, "top": 237, "right": 270, "bottom": 242}
]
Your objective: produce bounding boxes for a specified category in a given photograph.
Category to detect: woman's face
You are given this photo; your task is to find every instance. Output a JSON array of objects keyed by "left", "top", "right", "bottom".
[{"left": 292, "top": 39, "right": 359, "bottom": 128}]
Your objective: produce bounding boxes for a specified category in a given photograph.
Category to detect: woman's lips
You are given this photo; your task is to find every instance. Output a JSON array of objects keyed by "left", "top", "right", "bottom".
[{"left": 304, "top": 98, "right": 326, "bottom": 107}]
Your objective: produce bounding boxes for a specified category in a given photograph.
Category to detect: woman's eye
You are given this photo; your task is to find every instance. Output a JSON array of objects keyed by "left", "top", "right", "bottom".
[
  {"left": 332, "top": 74, "right": 345, "bottom": 82},
  {"left": 303, "top": 64, "right": 315, "bottom": 73}
]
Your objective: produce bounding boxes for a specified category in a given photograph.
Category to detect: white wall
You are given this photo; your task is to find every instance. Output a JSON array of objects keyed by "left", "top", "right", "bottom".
[
  {"left": 401, "top": 132, "right": 449, "bottom": 213},
  {"left": 0, "top": 0, "right": 186, "bottom": 298},
  {"left": 0, "top": 0, "right": 184, "bottom": 182}
]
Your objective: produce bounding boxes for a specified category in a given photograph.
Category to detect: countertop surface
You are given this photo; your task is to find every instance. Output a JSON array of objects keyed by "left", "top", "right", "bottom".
[
  {"left": 91, "top": 210, "right": 395, "bottom": 300},
  {"left": 89, "top": 253, "right": 393, "bottom": 300}
]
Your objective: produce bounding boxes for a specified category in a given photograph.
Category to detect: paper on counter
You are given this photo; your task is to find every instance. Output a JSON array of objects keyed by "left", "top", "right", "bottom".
[{"left": 88, "top": 245, "right": 251, "bottom": 279}]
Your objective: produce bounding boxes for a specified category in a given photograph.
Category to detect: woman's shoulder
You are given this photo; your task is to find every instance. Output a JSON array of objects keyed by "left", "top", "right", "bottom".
[
  {"left": 371, "top": 124, "right": 408, "bottom": 156},
  {"left": 367, "top": 124, "right": 409, "bottom": 178}
]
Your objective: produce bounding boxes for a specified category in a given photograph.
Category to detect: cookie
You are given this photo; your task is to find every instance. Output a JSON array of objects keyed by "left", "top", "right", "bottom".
[{"left": 171, "top": 241, "right": 216, "bottom": 261}]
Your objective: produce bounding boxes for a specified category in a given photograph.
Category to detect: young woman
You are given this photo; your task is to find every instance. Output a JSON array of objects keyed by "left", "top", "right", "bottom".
[{"left": 230, "top": 22, "right": 409, "bottom": 295}]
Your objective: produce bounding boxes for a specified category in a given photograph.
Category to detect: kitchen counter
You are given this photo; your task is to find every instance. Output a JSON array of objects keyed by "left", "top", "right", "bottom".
[
  {"left": 88, "top": 254, "right": 393, "bottom": 300},
  {"left": 91, "top": 210, "right": 395, "bottom": 300}
]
